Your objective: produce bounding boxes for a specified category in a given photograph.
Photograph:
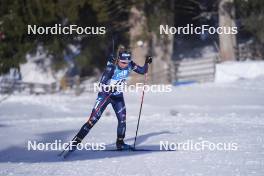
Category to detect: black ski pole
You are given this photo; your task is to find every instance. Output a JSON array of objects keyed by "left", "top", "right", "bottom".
[
  {"left": 133, "top": 73, "right": 148, "bottom": 149},
  {"left": 112, "top": 37, "right": 115, "bottom": 55}
]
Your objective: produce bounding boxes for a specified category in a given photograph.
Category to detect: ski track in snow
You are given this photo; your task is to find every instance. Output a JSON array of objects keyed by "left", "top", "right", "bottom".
[{"left": 0, "top": 78, "right": 264, "bottom": 176}]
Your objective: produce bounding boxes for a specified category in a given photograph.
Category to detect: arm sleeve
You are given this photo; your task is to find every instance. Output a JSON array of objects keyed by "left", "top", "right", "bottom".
[
  {"left": 130, "top": 61, "right": 148, "bottom": 75},
  {"left": 99, "top": 64, "right": 115, "bottom": 84}
]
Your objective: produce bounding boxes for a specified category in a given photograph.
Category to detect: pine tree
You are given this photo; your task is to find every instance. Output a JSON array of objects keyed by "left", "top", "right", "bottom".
[{"left": 0, "top": 0, "right": 131, "bottom": 75}]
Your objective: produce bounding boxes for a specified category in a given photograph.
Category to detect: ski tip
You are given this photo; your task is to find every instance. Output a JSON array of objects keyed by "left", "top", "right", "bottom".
[
  {"left": 57, "top": 149, "right": 73, "bottom": 159},
  {"left": 57, "top": 151, "right": 64, "bottom": 157},
  {"left": 62, "top": 151, "right": 71, "bottom": 159}
]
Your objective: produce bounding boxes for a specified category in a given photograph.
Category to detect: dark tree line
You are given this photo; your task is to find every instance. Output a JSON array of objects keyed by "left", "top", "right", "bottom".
[
  {"left": 0, "top": 0, "right": 263, "bottom": 76},
  {"left": 0, "top": 0, "right": 131, "bottom": 75}
]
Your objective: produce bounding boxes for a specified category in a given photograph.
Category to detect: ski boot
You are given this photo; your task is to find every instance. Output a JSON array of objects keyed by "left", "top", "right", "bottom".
[{"left": 116, "top": 138, "right": 133, "bottom": 151}]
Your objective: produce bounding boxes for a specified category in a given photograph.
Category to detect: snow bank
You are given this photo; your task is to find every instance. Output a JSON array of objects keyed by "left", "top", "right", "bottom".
[
  {"left": 215, "top": 60, "right": 264, "bottom": 83},
  {"left": 20, "top": 45, "right": 56, "bottom": 84},
  {"left": 20, "top": 62, "right": 56, "bottom": 84}
]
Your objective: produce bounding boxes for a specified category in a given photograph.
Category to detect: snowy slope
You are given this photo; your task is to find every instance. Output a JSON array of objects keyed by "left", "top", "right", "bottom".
[
  {"left": 0, "top": 76, "right": 264, "bottom": 176},
  {"left": 215, "top": 61, "right": 264, "bottom": 83}
]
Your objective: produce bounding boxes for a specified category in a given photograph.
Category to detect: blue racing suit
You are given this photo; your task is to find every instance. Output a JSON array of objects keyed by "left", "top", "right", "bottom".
[{"left": 76, "top": 60, "right": 148, "bottom": 141}]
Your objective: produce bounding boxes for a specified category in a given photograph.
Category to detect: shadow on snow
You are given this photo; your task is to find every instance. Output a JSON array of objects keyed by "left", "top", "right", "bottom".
[{"left": 0, "top": 130, "right": 175, "bottom": 163}]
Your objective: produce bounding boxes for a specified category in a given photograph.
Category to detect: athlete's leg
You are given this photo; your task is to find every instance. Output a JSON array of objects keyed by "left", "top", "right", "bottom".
[
  {"left": 75, "top": 92, "right": 111, "bottom": 141},
  {"left": 111, "top": 94, "right": 129, "bottom": 149},
  {"left": 112, "top": 95, "right": 126, "bottom": 140}
]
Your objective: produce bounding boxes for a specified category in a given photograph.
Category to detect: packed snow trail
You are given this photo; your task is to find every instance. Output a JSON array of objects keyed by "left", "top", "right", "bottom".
[{"left": 0, "top": 78, "right": 263, "bottom": 176}]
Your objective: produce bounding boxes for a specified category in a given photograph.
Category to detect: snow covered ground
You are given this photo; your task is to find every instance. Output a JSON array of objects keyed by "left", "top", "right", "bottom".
[
  {"left": 0, "top": 74, "right": 264, "bottom": 176},
  {"left": 215, "top": 61, "right": 264, "bottom": 83}
]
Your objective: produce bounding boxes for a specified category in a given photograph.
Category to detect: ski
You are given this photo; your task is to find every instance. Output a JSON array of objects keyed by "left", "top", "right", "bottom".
[
  {"left": 101, "top": 148, "right": 176, "bottom": 152},
  {"left": 57, "top": 148, "right": 68, "bottom": 157},
  {"left": 61, "top": 149, "right": 73, "bottom": 159},
  {"left": 57, "top": 147, "right": 70, "bottom": 158},
  {"left": 57, "top": 140, "right": 72, "bottom": 157},
  {"left": 57, "top": 135, "right": 77, "bottom": 158},
  {"left": 57, "top": 150, "right": 65, "bottom": 157},
  {"left": 58, "top": 147, "right": 75, "bottom": 159},
  {"left": 58, "top": 147, "right": 175, "bottom": 159}
]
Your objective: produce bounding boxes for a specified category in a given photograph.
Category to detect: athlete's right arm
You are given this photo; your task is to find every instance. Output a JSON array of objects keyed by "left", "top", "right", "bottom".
[{"left": 99, "top": 64, "right": 115, "bottom": 85}]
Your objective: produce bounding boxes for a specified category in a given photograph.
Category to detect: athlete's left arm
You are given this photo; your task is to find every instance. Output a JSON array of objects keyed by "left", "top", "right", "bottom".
[{"left": 130, "top": 61, "right": 148, "bottom": 75}]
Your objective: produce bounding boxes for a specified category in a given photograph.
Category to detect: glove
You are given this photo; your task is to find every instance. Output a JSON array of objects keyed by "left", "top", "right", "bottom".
[{"left": 145, "top": 56, "right": 152, "bottom": 64}]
